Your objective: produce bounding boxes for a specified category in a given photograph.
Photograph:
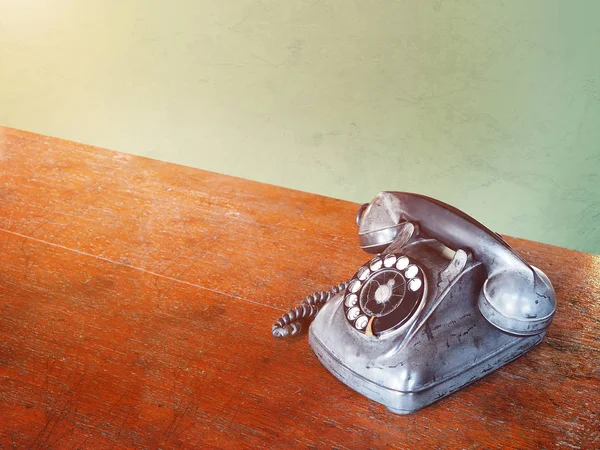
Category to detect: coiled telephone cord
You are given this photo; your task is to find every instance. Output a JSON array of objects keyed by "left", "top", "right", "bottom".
[{"left": 271, "top": 282, "right": 348, "bottom": 338}]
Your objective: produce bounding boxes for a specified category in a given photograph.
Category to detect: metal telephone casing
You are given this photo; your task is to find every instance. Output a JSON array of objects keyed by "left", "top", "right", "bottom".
[{"left": 308, "top": 192, "right": 556, "bottom": 414}]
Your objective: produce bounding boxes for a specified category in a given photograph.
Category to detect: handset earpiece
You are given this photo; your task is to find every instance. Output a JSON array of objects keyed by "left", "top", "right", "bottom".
[
  {"left": 478, "top": 267, "right": 555, "bottom": 335},
  {"left": 358, "top": 192, "right": 556, "bottom": 336}
]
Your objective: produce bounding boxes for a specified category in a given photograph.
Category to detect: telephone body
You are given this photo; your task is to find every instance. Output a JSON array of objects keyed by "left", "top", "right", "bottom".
[{"left": 274, "top": 192, "right": 556, "bottom": 414}]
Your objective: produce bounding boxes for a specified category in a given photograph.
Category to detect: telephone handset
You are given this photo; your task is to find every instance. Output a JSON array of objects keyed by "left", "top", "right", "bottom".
[{"left": 272, "top": 192, "right": 556, "bottom": 414}]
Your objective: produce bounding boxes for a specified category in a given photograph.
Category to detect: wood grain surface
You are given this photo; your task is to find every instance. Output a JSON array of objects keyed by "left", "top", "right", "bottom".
[{"left": 0, "top": 127, "right": 598, "bottom": 449}]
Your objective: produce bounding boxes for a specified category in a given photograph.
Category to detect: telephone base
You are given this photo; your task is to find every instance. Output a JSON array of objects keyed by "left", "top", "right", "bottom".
[{"left": 309, "top": 329, "right": 543, "bottom": 414}]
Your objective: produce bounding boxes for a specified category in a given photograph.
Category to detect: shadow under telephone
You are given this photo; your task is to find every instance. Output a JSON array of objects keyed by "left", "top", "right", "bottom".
[{"left": 272, "top": 192, "right": 556, "bottom": 414}]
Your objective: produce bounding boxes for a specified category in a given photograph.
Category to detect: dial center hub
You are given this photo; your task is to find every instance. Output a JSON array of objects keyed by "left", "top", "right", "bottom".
[{"left": 374, "top": 279, "right": 395, "bottom": 304}]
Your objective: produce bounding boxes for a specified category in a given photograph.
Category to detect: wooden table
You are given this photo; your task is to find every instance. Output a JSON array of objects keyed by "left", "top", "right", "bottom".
[{"left": 0, "top": 127, "right": 598, "bottom": 449}]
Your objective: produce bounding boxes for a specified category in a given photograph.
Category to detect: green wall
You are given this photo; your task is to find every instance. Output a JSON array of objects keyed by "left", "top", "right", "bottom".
[{"left": 1, "top": 1, "right": 599, "bottom": 254}]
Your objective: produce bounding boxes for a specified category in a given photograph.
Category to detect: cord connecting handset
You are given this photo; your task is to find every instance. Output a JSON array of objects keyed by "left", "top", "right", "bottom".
[
  {"left": 272, "top": 282, "right": 347, "bottom": 338},
  {"left": 272, "top": 192, "right": 556, "bottom": 414}
]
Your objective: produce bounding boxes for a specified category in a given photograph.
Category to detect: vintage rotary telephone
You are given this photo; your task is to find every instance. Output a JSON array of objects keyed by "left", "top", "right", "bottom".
[{"left": 272, "top": 192, "right": 556, "bottom": 414}]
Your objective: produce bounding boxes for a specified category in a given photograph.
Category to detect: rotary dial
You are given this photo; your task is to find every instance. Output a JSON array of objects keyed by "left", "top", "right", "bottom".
[{"left": 343, "top": 254, "right": 426, "bottom": 336}]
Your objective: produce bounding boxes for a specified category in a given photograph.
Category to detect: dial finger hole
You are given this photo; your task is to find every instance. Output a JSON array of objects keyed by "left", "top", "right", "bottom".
[
  {"left": 383, "top": 254, "right": 397, "bottom": 267},
  {"left": 348, "top": 280, "right": 362, "bottom": 293},
  {"left": 345, "top": 294, "right": 358, "bottom": 307},
  {"left": 357, "top": 266, "right": 370, "bottom": 281},
  {"left": 369, "top": 258, "right": 383, "bottom": 271},
  {"left": 396, "top": 256, "right": 409, "bottom": 270},
  {"left": 355, "top": 315, "right": 369, "bottom": 330},
  {"left": 347, "top": 307, "right": 360, "bottom": 321},
  {"left": 405, "top": 264, "right": 418, "bottom": 279},
  {"left": 408, "top": 278, "right": 422, "bottom": 292}
]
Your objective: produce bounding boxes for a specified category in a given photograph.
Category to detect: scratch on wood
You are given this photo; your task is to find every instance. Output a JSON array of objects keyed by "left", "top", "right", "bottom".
[{"left": 0, "top": 227, "right": 282, "bottom": 312}]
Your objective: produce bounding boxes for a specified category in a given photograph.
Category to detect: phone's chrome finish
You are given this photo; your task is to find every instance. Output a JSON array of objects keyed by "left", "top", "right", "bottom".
[
  {"left": 356, "top": 203, "right": 369, "bottom": 226},
  {"left": 309, "top": 192, "right": 557, "bottom": 414},
  {"left": 357, "top": 192, "right": 556, "bottom": 335}
]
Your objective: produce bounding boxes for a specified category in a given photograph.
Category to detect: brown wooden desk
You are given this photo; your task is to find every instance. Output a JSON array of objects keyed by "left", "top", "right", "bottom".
[{"left": 1, "top": 127, "right": 598, "bottom": 449}]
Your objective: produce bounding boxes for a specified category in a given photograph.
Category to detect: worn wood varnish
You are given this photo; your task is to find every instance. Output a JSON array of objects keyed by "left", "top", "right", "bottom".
[{"left": 0, "top": 127, "right": 598, "bottom": 448}]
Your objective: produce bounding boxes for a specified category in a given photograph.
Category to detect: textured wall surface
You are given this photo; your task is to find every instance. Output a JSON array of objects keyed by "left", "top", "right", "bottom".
[{"left": 1, "top": 1, "right": 599, "bottom": 253}]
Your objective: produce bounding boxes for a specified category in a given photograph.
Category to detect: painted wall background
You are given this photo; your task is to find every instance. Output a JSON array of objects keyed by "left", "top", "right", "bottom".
[{"left": 1, "top": 1, "right": 599, "bottom": 254}]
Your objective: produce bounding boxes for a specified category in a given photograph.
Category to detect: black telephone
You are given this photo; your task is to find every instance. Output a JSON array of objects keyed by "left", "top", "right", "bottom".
[{"left": 272, "top": 192, "right": 556, "bottom": 414}]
